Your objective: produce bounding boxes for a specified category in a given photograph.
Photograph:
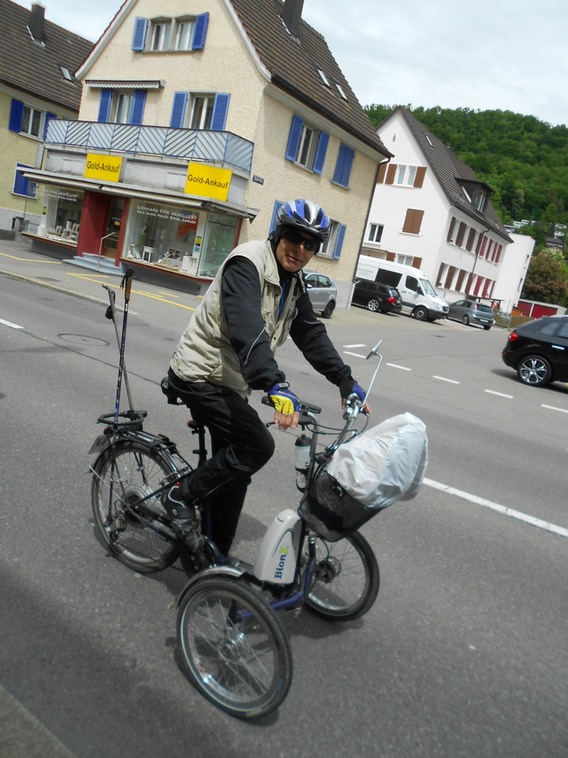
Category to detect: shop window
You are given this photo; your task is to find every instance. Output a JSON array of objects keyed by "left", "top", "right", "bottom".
[
  {"left": 285, "top": 115, "right": 329, "bottom": 174},
  {"left": 132, "top": 13, "right": 209, "bottom": 52},
  {"left": 35, "top": 187, "right": 83, "bottom": 243},
  {"left": 170, "top": 92, "right": 230, "bottom": 131}
]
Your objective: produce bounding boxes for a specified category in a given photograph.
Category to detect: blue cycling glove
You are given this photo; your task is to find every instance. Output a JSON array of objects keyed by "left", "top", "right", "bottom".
[
  {"left": 339, "top": 377, "right": 367, "bottom": 402},
  {"left": 267, "top": 383, "right": 301, "bottom": 415},
  {"left": 350, "top": 382, "right": 367, "bottom": 403}
]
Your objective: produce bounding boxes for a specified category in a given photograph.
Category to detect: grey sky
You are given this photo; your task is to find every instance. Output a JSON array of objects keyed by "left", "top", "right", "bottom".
[{"left": 41, "top": 0, "right": 567, "bottom": 126}]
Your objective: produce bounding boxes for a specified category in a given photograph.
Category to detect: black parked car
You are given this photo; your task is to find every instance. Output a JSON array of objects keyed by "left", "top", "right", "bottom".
[
  {"left": 502, "top": 315, "right": 568, "bottom": 386},
  {"left": 352, "top": 280, "right": 402, "bottom": 314}
]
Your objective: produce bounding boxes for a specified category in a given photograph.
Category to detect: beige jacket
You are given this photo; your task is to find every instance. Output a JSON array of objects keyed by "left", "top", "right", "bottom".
[{"left": 170, "top": 240, "right": 303, "bottom": 397}]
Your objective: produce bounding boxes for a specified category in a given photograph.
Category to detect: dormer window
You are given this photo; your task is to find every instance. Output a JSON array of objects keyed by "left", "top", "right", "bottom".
[{"left": 317, "top": 68, "right": 330, "bottom": 86}]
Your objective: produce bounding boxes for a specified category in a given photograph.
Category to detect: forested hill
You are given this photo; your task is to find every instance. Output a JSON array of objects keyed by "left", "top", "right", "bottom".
[{"left": 364, "top": 105, "right": 568, "bottom": 234}]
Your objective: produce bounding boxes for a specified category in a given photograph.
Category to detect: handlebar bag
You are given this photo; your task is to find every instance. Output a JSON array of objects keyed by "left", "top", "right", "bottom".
[{"left": 300, "top": 413, "right": 428, "bottom": 541}]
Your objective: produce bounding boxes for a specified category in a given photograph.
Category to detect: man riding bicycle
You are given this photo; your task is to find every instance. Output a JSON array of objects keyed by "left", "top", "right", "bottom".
[{"left": 165, "top": 199, "right": 366, "bottom": 558}]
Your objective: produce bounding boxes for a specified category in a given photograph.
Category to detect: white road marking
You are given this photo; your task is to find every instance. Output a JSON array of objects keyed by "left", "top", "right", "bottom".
[
  {"left": 344, "top": 343, "right": 366, "bottom": 348},
  {"left": 425, "top": 478, "right": 568, "bottom": 538},
  {"left": 485, "top": 389, "right": 514, "bottom": 398},
  {"left": 343, "top": 351, "right": 367, "bottom": 359},
  {"left": 433, "top": 375, "right": 460, "bottom": 384},
  {"left": 386, "top": 363, "right": 412, "bottom": 371},
  {"left": 0, "top": 318, "right": 24, "bottom": 329},
  {"left": 541, "top": 404, "right": 568, "bottom": 414}
]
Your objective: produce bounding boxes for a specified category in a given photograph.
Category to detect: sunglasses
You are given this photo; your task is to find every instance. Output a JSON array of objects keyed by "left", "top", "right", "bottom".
[{"left": 282, "top": 229, "right": 320, "bottom": 252}]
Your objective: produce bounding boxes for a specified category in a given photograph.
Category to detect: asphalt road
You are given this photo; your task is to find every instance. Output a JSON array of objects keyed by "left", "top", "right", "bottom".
[{"left": 1, "top": 271, "right": 567, "bottom": 757}]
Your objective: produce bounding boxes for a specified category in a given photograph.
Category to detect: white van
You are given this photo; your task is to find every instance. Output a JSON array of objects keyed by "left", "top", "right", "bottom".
[{"left": 355, "top": 256, "right": 449, "bottom": 321}]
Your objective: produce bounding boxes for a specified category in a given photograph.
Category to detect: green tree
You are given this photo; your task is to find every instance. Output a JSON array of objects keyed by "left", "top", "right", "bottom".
[{"left": 521, "top": 248, "right": 568, "bottom": 305}]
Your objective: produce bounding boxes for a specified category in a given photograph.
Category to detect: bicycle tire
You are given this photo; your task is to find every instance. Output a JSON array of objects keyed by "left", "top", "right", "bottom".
[
  {"left": 91, "top": 439, "right": 180, "bottom": 572},
  {"left": 177, "top": 576, "right": 293, "bottom": 719},
  {"left": 305, "top": 531, "right": 380, "bottom": 621}
]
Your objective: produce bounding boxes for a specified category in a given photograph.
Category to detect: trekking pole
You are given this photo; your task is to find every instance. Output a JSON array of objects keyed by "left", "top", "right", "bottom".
[{"left": 105, "top": 267, "right": 135, "bottom": 422}]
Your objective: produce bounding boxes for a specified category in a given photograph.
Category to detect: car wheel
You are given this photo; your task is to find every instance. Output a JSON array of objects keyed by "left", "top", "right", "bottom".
[
  {"left": 462, "top": 315, "right": 470, "bottom": 326},
  {"left": 483, "top": 325, "right": 491, "bottom": 331},
  {"left": 413, "top": 306, "right": 428, "bottom": 321},
  {"left": 367, "top": 298, "right": 381, "bottom": 312},
  {"left": 517, "top": 355, "right": 552, "bottom": 386},
  {"left": 321, "top": 300, "right": 335, "bottom": 319}
]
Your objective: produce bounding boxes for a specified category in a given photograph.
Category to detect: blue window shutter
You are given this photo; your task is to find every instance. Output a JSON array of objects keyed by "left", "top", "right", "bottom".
[
  {"left": 269, "top": 200, "right": 284, "bottom": 234},
  {"left": 14, "top": 164, "right": 34, "bottom": 197},
  {"left": 98, "top": 90, "right": 112, "bottom": 123},
  {"left": 170, "top": 92, "right": 188, "bottom": 128},
  {"left": 131, "top": 90, "right": 146, "bottom": 125},
  {"left": 132, "top": 18, "right": 148, "bottom": 51},
  {"left": 333, "top": 144, "right": 355, "bottom": 187},
  {"left": 285, "top": 115, "right": 303, "bottom": 161},
  {"left": 211, "top": 93, "right": 230, "bottom": 131},
  {"left": 9, "top": 99, "right": 24, "bottom": 132},
  {"left": 192, "top": 12, "right": 209, "bottom": 50},
  {"left": 312, "top": 131, "right": 329, "bottom": 174},
  {"left": 332, "top": 224, "right": 346, "bottom": 260},
  {"left": 43, "top": 112, "right": 57, "bottom": 139}
]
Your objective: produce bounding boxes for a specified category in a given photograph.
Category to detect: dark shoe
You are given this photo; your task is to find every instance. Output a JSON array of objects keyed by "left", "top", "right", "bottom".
[{"left": 163, "top": 483, "right": 195, "bottom": 521}]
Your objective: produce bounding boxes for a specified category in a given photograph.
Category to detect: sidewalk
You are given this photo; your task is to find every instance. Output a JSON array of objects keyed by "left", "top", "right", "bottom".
[{"left": 0, "top": 235, "right": 366, "bottom": 326}]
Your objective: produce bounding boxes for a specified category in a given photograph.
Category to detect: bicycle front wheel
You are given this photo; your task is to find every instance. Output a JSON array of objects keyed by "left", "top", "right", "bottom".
[
  {"left": 177, "top": 576, "right": 293, "bottom": 719},
  {"left": 91, "top": 440, "right": 180, "bottom": 572},
  {"left": 305, "top": 531, "right": 380, "bottom": 621}
]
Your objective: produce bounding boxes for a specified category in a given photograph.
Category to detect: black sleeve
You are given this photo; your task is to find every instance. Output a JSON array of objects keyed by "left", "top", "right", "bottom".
[
  {"left": 289, "top": 291, "right": 353, "bottom": 388},
  {"left": 220, "top": 257, "right": 285, "bottom": 391}
]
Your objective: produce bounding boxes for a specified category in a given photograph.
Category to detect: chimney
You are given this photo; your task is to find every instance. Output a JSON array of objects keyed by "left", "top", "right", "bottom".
[
  {"left": 30, "top": 3, "right": 46, "bottom": 43},
  {"left": 282, "top": 0, "right": 304, "bottom": 37}
]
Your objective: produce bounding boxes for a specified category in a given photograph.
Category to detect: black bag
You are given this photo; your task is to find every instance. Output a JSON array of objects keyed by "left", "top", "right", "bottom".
[{"left": 299, "top": 469, "right": 384, "bottom": 542}]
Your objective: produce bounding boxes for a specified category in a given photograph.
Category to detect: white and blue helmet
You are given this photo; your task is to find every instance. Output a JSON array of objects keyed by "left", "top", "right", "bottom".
[{"left": 276, "top": 199, "right": 330, "bottom": 243}]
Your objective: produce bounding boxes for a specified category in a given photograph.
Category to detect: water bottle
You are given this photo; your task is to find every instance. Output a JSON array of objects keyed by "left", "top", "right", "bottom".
[{"left": 294, "top": 433, "right": 311, "bottom": 492}]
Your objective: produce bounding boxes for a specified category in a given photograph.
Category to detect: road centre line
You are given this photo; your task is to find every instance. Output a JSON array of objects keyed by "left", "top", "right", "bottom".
[
  {"left": 425, "top": 477, "right": 568, "bottom": 538},
  {"left": 0, "top": 318, "right": 24, "bottom": 329},
  {"left": 485, "top": 389, "right": 514, "bottom": 398},
  {"left": 343, "top": 351, "right": 367, "bottom": 359},
  {"left": 541, "top": 404, "right": 568, "bottom": 414},
  {"left": 433, "top": 375, "right": 460, "bottom": 384},
  {"left": 344, "top": 343, "right": 366, "bottom": 348},
  {"left": 386, "top": 362, "right": 412, "bottom": 371}
]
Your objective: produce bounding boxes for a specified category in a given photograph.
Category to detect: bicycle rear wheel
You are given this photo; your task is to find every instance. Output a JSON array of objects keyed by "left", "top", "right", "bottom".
[
  {"left": 305, "top": 531, "right": 380, "bottom": 621},
  {"left": 91, "top": 440, "right": 180, "bottom": 572},
  {"left": 177, "top": 576, "right": 292, "bottom": 719}
]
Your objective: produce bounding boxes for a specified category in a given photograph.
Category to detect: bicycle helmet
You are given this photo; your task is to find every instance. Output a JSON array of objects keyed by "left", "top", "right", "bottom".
[{"left": 275, "top": 199, "right": 330, "bottom": 243}]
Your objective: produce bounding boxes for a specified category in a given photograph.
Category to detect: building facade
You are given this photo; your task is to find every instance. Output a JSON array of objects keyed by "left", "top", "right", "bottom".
[
  {"left": 361, "top": 107, "right": 533, "bottom": 313},
  {"left": 0, "top": 1, "right": 93, "bottom": 238},
  {"left": 23, "top": 0, "right": 390, "bottom": 300}
]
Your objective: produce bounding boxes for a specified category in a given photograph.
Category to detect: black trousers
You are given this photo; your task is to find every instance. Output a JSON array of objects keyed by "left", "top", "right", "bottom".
[{"left": 168, "top": 370, "right": 275, "bottom": 555}]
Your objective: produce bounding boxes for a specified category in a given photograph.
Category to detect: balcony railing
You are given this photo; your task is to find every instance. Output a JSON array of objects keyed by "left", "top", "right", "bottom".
[{"left": 45, "top": 120, "right": 254, "bottom": 175}]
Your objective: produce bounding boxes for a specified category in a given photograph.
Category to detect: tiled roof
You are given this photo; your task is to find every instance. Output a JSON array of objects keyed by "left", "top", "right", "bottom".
[
  {"left": 394, "top": 107, "right": 511, "bottom": 241},
  {"left": 228, "top": 0, "right": 390, "bottom": 159},
  {"left": 0, "top": 0, "right": 94, "bottom": 112}
]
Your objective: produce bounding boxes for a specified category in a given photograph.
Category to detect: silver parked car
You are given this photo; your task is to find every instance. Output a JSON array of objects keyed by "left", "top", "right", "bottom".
[
  {"left": 447, "top": 299, "right": 495, "bottom": 330},
  {"left": 304, "top": 271, "right": 337, "bottom": 319}
]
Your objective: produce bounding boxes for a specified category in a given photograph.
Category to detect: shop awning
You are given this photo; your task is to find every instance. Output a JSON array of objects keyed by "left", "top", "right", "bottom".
[
  {"left": 23, "top": 169, "right": 259, "bottom": 221},
  {"left": 85, "top": 80, "right": 165, "bottom": 89}
]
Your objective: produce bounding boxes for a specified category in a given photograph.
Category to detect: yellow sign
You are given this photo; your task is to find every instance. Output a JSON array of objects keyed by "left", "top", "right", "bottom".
[
  {"left": 185, "top": 162, "right": 232, "bottom": 202},
  {"left": 84, "top": 153, "right": 122, "bottom": 183}
]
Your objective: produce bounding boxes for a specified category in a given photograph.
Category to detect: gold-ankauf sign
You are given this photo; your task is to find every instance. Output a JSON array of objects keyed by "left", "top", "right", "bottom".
[
  {"left": 84, "top": 153, "right": 123, "bottom": 182},
  {"left": 185, "top": 162, "right": 232, "bottom": 202}
]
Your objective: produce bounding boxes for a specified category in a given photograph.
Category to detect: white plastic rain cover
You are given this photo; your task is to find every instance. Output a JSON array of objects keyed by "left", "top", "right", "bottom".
[{"left": 326, "top": 413, "right": 428, "bottom": 510}]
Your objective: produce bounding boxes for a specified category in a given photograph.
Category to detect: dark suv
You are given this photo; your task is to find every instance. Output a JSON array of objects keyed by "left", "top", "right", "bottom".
[
  {"left": 352, "top": 280, "right": 402, "bottom": 314},
  {"left": 502, "top": 315, "right": 568, "bottom": 386}
]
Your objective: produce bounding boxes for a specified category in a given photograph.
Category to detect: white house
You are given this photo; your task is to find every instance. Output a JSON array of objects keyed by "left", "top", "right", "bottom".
[{"left": 361, "top": 107, "right": 533, "bottom": 313}]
